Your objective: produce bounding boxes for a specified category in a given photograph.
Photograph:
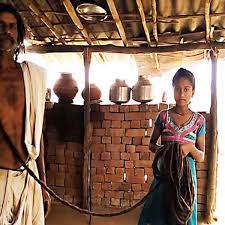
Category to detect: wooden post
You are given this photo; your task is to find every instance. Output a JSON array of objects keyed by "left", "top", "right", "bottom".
[
  {"left": 205, "top": 49, "right": 218, "bottom": 223},
  {"left": 83, "top": 48, "right": 93, "bottom": 224}
]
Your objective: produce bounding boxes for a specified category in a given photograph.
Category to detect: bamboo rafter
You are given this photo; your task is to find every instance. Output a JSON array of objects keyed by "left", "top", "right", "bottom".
[
  {"left": 205, "top": 0, "right": 211, "bottom": 42},
  {"left": 106, "top": 0, "right": 128, "bottom": 46},
  {"left": 136, "top": 0, "right": 151, "bottom": 46},
  {"left": 22, "top": 0, "right": 64, "bottom": 43},
  {"left": 151, "top": 0, "right": 158, "bottom": 44}
]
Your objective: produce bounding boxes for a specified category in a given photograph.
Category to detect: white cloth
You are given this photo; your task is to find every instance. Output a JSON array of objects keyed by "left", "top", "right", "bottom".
[
  {"left": 21, "top": 62, "right": 47, "bottom": 160},
  {"left": 0, "top": 161, "right": 44, "bottom": 225}
]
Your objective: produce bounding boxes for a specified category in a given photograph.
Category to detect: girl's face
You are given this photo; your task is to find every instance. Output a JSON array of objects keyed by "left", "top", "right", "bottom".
[{"left": 173, "top": 77, "right": 194, "bottom": 107}]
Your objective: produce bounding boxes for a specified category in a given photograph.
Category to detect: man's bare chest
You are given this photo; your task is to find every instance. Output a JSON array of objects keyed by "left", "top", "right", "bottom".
[{"left": 0, "top": 69, "right": 25, "bottom": 112}]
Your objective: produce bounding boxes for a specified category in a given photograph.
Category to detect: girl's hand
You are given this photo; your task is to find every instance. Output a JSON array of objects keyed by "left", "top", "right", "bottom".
[{"left": 180, "top": 143, "right": 193, "bottom": 157}]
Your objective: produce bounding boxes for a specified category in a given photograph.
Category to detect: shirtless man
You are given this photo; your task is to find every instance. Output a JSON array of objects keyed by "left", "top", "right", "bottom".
[{"left": 0, "top": 3, "right": 50, "bottom": 224}]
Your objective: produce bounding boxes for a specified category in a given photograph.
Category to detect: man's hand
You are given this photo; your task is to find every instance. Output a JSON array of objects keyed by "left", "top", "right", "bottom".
[{"left": 42, "top": 189, "right": 51, "bottom": 218}]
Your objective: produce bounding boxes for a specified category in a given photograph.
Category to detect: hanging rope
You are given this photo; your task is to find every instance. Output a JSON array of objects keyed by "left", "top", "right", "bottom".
[
  {"left": 152, "top": 142, "right": 195, "bottom": 225},
  {"left": 0, "top": 122, "right": 159, "bottom": 217}
]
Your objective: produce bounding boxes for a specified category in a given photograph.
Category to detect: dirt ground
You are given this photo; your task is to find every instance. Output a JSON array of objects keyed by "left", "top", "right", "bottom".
[{"left": 46, "top": 203, "right": 219, "bottom": 225}]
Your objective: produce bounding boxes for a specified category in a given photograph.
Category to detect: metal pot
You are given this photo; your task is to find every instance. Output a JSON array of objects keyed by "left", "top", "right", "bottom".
[
  {"left": 109, "top": 79, "right": 131, "bottom": 104},
  {"left": 132, "top": 76, "right": 153, "bottom": 103}
]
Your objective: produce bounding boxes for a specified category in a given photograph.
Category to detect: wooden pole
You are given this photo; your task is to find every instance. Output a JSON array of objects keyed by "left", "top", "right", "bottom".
[
  {"left": 82, "top": 48, "right": 92, "bottom": 224},
  {"left": 205, "top": 49, "right": 218, "bottom": 223}
]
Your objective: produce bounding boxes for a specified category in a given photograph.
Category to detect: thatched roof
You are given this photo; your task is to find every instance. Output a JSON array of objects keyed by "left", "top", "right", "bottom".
[{"left": 5, "top": 0, "right": 225, "bottom": 75}]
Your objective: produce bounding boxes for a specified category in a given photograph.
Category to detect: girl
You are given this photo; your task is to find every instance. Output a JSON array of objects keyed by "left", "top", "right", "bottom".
[{"left": 137, "top": 68, "right": 206, "bottom": 225}]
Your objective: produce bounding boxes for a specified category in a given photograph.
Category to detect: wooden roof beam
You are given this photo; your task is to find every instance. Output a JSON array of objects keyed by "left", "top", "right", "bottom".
[
  {"left": 205, "top": 0, "right": 211, "bottom": 42},
  {"left": 27, "top": 42, "right": 225, "bottom": 54},
  {"left": 151, "top": 0, "right": 158, "bottom": 44},
  {"left": 22, "top": 0, "right": 64, "bottom": 44},
  {"left": 136, "top": 0, "right": 151, "bottom": 46},
  {"left": 106, "top": 0, "right": 128, "bottom": 46},
  {"left": 62, "top": 0, "right": 92, "bottom": 45}
]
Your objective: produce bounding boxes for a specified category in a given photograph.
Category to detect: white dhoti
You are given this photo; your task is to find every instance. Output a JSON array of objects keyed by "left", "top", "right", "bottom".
[{"left": 0, "top": 161, "right": 44, "bottom": 225}]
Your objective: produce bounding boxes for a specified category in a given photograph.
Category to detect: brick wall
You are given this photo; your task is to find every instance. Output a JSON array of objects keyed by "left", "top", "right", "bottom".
[{"left": 44, "top": 103, "right": 210, "bottom": 216}]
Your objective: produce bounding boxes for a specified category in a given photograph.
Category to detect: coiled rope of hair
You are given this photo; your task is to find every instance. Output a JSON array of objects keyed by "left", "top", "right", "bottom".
[
  {"left": 0, "top": 122, "right": 159, "bottom": 217},
  {"left": 152, "top": 142, "right": 195, "bottom": 225}
]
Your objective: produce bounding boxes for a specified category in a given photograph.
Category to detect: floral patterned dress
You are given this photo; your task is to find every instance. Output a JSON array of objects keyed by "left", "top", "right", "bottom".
[{"left": 137, "top": 109, "right": 206, "bottom": 225}]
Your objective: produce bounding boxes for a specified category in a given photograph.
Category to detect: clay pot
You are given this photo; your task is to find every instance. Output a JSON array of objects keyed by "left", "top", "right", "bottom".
[
  {"left": 53, "top": 73, "right": 78, "bottom": 104},
  {"left": 81, "top": 83, "right": 102, "bottom": 101}
]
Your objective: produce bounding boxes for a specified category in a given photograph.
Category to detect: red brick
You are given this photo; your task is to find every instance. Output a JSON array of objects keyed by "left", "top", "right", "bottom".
[
  {"left": 105, "top": 160, "right": 124, "bottom": 167},
  {"left": 111, "top": 198, "right": 121, "bottom": 206},
  {"left": 126, "top": 145, "right": 136, "bottom": 153},
  {"left": 91, "top": 160, "right": 105, "bottom": 167},
  {"left": 197, "top": 203, "right": 205, "bottom": 212},
  {"left": 146, "top": 111, "right": 158, "bottom": 120},
  {"left": 129, "top": 105, "right": 139, "bottom": 112},
  {"left": 101, "top": 152, "right": 111, "bottom": 160},
  {"left": 139, "top": 104, "right": 150, "bottom": 112},
  {"left": 92, "top": 121, "right": 101, "bottom": 128},
  {"left": 135, "top": 168, "right": 145, "bottom": 176},
  {"left": 102, "top": 183, "right": 112, "bottom": 191},
  {"left": 105, "top": 191, "right": 124, "bottom": 198},
  {"left": 111, "top": 120, "right": 121, "bottom": 128},
  {"left": 196, "top": 162, "right": 208, "bottom": 170},
  {"left": 106, "top": 144, "right": 125, "bottom": 152},
  {"left": 126, "top": 175, "right": 145, "bottom": 184},
  {"left": 126, "top": 168, "right": 134, "bottom": 176},
  {"left": 102, "top": 197, "right": 111, "bottom": 206},
  {"left": 106, "top": 128, "right": 125, "bottom": 137},
  {"left": 112, "top": 137, "right": 121, "bottom": 144},
  {"left": 92, "top": 144, "right": 105, "bottom": 153},
  {"left": 102, "top": 120, "right": 111, "bottom": 128},
  {"left": 141, "top": 120, "right": 149, "bottom": 128},
  {"left": 125, "top": 161, "right": 134, "bottom": 168},
  {"left": 116, "top": 168, "right": 125, "bottom": 175},
  {"left": 92, "top": 136, "right": 101, "bottom": 144},
  {"left": 134, "top": 191, "right": 147, "bottom": 200},
  {"left": 56, "top": 173, "right": 65, "bottom": 186},
  {"left": 125, "top": 112, "right": 145, "bottom": 120},
  {"left": 111, "top": 152, "right": 120, "bottom": 160},
  {"left": 112, "top": 182, "right": 131, "bottom": 191},
  {"left": 105, "top": 174, "right": 123, "bottom": 183},
  {"left": 142, "top": 137, "right": 150, "bottom": 146},
  {"left": 92, "top": 152, "right": 100, "bottom": 160},
  {"left": 159, "top": 103, "right": 169, "bottom": 111},
  {"left": 149, "top": 104, "right": 158, "bottom": 112},
  {"left": 121, "top": 152, "right": 130, "bottom": 160},
  {"left": 136, "top": 145, "right": 149, "bottom": 152},
  {"left": 124, "top": 192, "right": 133, "bottom": 200},
  {"left": 121, "top": 121, "right": 131, "bottom": 128},
  {"left": 197, "top": 194, "right": 206, "bottom": 204},
  {"left": 134, "top": 160, "right": 151, "bottom": 168},
  {"left": 145, "top": 128, "right": 153, "bottom": 137},
  {"left": 100, "top": 105, "right": 110, "bottom": 112},
  {"left": 102, "top": 136, "right": 111, "bottom": 144},
  {"left": 131, "top": 120, "right": 141, "bottom": 128},
  {"left": 197, "top": 178, "right": 207, "bottom": 189},
  {"left": 92, "top": 189, "right": 104, "bottom": 198},
  {"left": 93, "top": 128, "right": 105, "bottom": 136},
  {"left": 93, "top": 182, "right": 102, "bottom": 190},
  {"left": 109, "top": 105, "right": 119, "bottom": 112},
  {"left": 140, "top": 152, "right": 150, "bottom": 160},
  {"left": 121, "top": 199, "right": 130, "bottom": 207},
  {"left": 142, "top": 183, "right": 150, "bottom": 191},
  {"left": 92, "top": 175, "right": 104, "bottom": 182},
  {"left": 105, "top": 112, "right": 124, "bottom": 121},
  {"left": 130, "top": 153, "right": 139, "bottom": 160},
  {"left": 132, "top": 137, "right": 142, "bottom": 145},
  {"left": 58, "top": 165, "right": 66, "bottom": 172},
  {"left": 96, "top": 167, "right": 106, "bottom": 175},
  {"left": 106, "top": 167, "right": 115, "bottom": 174},
  {"left": 122, "top": 137, "right": 132, "bottom": 144},
  {"left": 126, "top": 129, "right": 145, "bottom": 137},
  {"left": 132, "top": 184, "right": 142, "bottom": 191},
  {"left": 119, "top": 105, "right": 130, "bottom": 112},
  {"left": 55, "top": 155, "right": 65, "bottom": 164}
]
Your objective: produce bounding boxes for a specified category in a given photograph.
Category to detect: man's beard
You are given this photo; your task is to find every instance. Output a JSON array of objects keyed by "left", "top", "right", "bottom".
[{"left": 0, "top": 34, "right": 17, "bottom": 53}]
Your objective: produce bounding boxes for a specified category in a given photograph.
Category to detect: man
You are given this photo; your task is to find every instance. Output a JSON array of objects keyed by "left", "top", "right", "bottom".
[{"left": 0, "top": 3, "right": 51, "bottom": 225}]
